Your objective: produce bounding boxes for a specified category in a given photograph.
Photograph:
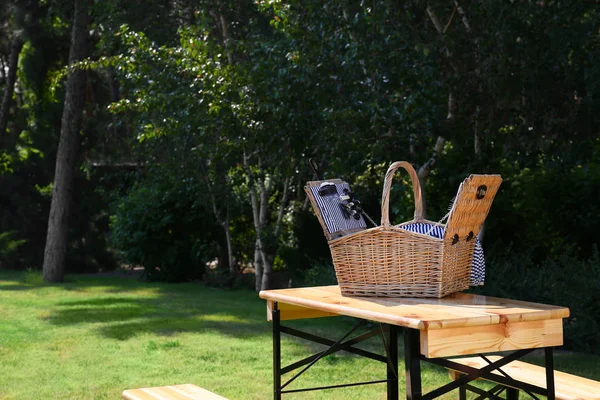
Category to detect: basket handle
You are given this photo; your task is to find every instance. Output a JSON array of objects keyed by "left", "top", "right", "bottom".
[{"left": 381, "top": 161, "right": 424, "bottom": 227}]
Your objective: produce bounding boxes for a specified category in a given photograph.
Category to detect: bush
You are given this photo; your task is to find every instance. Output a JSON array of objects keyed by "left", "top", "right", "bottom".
[
  {"left": 476, "top": 246, "right": 600, "bottom": 354},
  {"left": 110, "top": 173, "right": 219, "bottom": 282},
  {"left": 23, "top": 268, "right": 44, "bottom": 285},
  {"left": 0, "top": 231, "right": 26, "bottom": 267},
  {"left": 482, "top": 157, "right": 600, "bottom": 262},
  {"left": 0, "top": 158, "right": 51, "bottom": 268},
  {"left": 0, "top": 231, "right": 26, "bottom": 255},
  {"left": 64, "top": 173, "right": 120, "bottom": 273},
  {"left": 279, "top": 207, "right": 332, "bottom": 284},
  {"left": 299, "top": 261, "right": 338, "bottom": 287}
]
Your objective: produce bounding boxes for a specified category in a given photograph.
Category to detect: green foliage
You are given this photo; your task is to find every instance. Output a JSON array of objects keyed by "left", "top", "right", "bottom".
[
  {"left": 478, "top": 247, "right": 600, "bottom": 354},
  {"left": 0, "top": 153, "right": 15, "bottom": 174},
  {"left": 481, "top": 148, "right": 600, "bottom": 261},
  {"left": 110, "top": 170, "right": 218, "bottom": 282},
  {"left": 0, "top": 156, "right": 52, "bottom": 268},
  {"left": 300, "top": 261, "right": 338, "bottom": 288},
  {"left": 277, "top": 207, "right": 331, "bottom": 280},
  {"left": 0, "top": 0, "right": 119, "bottom": 273},
  {"left": 2, "top": 0, "right": 600, "bottom": 310},
  {"left": 22, "top": 267, "right": 44, "bottom": 285},
  {"left": 0, "top": 231, "right": 26, "bottom": 258}
]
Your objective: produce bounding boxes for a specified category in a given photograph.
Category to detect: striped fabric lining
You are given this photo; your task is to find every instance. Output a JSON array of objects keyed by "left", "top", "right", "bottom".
[
  {"left": 309, "top": 183, "right": 367, "bottom": 235},
  {"left": 402, "top": 222, "right": 486, "bottom": 286}
]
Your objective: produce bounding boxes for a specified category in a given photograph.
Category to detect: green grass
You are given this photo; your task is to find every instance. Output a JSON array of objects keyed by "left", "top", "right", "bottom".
[{"left": 0, "top": 270, "right": 599, "bottom": 400}]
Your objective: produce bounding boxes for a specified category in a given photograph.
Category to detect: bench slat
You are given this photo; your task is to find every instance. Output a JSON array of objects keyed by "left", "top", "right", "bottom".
[
  {"left": 122, "top": 384, "right": 228, "bottom": 400},
  {"left": 448, "top": 356, "right": 600, "bottom": 400}
]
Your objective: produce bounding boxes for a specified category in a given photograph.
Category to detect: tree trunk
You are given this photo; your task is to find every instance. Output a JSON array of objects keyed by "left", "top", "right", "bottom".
[
  {"left": 0, "top": 36, "right": 24, "bottom": 143},
  {"left": 244, "top": 154, "right": 292, "bottom": 291},
  {"left": 273, "top": 177, "right": 291, "bottom": 241},
  {"left": 211, "top": 4, "right": 234, "bottom": 65},
  {"left": 245, "top": 153, "right": 276, "bottom": 291},
  {"left": 223, "top": 206, "right": 235, "bottom": 277},
  {"left": 218, "top": 13, "right": 234, "bottom": 65},
  {"left": 244, "top": 153, "right": 264, "bottom": 291},
  {"left": 42, "top": 0, "right": 89, "bottom": 283},
  {"left": 258, "top": 237, "right": 272, "bottom": 290},
  {"left": 417, "top": 135, "right": 446, "bottom": 218},
  {"left": 0, "top": 54, "right": 7, "bottom": 82},
  {"left": 253, "top": 244, "right": 263, "bottom": 292},
  {"left": 417, "top": 5, "right": 461, "bottom": 218},
  {"left": 202, "top": 160, "right": 235, "bottom": 279},
  {"left": 250, "top": 192, "right": 267, "bottom": 291},
  {"left": 256, "top": 162, "right": 271, "bottom": 290},
  {"left": 474, "top": 105, "right": 482, "bottom": 156}
]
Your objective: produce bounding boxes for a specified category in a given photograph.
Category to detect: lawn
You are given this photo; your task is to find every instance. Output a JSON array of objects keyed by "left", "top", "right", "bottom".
[{"left": 0, "top": 269, "right": 599, "bottom": 400}]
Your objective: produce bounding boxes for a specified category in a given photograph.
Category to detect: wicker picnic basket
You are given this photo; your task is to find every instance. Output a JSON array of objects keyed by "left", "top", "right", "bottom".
[{"left": 323, "top": 161, "right": 502, "bottom": 298}]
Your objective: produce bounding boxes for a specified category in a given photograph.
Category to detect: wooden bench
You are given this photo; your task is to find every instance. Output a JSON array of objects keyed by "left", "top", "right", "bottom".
[
  {"left": 447, "top": 356, "right": 600, "bottom": 400},
  {"left": 122, "top": 384, "right": 228, "bottom": 400}
]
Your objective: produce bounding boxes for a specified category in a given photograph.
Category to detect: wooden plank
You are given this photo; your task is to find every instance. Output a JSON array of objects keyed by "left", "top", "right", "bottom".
[
  {"left": 122, "top": 384, "right": 228, "bottom": 400},
  {"left": 448, "top": 356, "right": 600, "bottom": 400},
  {"left": 266, "top": 300, "right": 338, "bottom": 321},
  {"left": 259, "top": 286, "right": 570, "bottom": 330},
  {"left": 420, "top": 319, "right": 563, "bottom": 358}
]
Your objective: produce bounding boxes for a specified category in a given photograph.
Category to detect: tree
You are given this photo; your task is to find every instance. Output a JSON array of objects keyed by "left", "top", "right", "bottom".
[
  {"left": 0, "top": 0, "right": 39, "bottom": 145},
  {"left": 0, "top": 36, "right": 23, "bottom": 142},
  {"left": 42, "top": 0, "right": 89, "bottom": 282},
  {"left": 55, "top": 0, "right": 599, "bottom": 293}
]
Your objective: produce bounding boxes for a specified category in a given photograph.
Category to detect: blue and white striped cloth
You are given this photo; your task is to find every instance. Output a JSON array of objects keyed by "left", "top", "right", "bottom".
[
  {"left": 402, "top": 222, "right": 486, "bottom": 286},
  {"left": 309, "top": 183, "right": 367, "bottom": 236}
]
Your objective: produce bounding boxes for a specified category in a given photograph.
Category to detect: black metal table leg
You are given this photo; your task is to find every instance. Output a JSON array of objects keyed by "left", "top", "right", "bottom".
[
  {"left": 545, "top": 347, "right": 555, "bottom": 400},
  {"left": 273, "top": 302, "right": 281, "bottom": 400},
  {"left": 506, "top": 387, "right": 519, "bottom": 400},
  {"left": 459, "top": 383, "right": 467, "bottom": 400},
  {"left": 387, "top": 325, "right": 399, "bottom": 400},
  {"left": 404, "top": 328, "right": 422, "bottom": 400}
]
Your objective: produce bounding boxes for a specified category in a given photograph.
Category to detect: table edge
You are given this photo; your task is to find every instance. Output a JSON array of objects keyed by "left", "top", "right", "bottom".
[{"left": 259, "top": 286, "right": 570, "bottom": 331}]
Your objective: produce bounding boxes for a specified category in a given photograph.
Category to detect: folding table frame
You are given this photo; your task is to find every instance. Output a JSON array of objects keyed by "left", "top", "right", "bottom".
[{"left": 271, "top": 302, "right": 557, "bottom": 400}]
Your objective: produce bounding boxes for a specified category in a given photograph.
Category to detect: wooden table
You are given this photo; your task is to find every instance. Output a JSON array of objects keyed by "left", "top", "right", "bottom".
[{"left": 259, "top": 285, "right": 570, "bottom": 400}]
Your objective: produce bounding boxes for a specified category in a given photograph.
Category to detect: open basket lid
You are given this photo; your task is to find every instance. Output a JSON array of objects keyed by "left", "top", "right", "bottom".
[
  {"left": 444, "top": 174, "right": 503, "bottom": 242},
  {"left": 304, "top": 180, "right": 367, "bottom": 240}
]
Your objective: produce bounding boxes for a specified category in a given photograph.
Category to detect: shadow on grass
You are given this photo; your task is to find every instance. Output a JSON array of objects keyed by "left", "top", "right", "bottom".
[
  {"left": 45, "top": 279, "right": 272, "bottom": 341},
  {"left": 42, "top": 277, "right": 377, "bottom": 354},
  {"left": 98, "top": 315, "right": 260, "bottom": 340},
  {"left": 0, "top": 270, "right": 145, "bottom": 292},
  {"left": 8, "top": 269, "right": 600, "bottom": 384},
  {"left": 0, "top": 284, "right": 35, "bottom": 291},
  {"left": 57, "top": 297, "right": 144, "bottom": 307},
  {"left": 47, "top": 303, "right": 151, "bottom": 326},
  {"left": 0, "top": 269, "right": 271, "bottom": 341},
  {"left": 48, "top": 295, "right": 267, "bottom": 340}
]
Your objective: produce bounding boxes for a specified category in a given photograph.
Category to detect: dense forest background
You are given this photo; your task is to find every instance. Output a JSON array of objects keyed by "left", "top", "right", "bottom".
[{"left": 0, "top": 0, "right": 598, "bottom": 353}]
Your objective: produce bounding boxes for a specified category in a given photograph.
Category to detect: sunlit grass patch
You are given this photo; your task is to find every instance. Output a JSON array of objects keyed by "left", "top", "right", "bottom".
[{"left": 0, "top": 270, "right": 599, "bottom": 399}]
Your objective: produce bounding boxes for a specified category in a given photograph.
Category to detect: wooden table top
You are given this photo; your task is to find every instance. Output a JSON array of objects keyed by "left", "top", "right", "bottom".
[{"left": 259, "top": 285, "right": 569, "bottom": 331}]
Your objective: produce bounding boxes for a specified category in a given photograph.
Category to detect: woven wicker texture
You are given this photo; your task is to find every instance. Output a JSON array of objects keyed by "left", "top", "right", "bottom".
[{"left": 328, "top": 161, "right": 502, "bottom": 298}]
